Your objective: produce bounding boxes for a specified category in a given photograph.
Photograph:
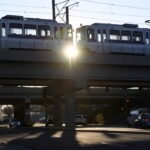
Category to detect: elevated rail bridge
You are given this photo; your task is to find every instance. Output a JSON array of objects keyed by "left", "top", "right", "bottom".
[{"left": 0, "top": 49, "right": 150, "bottom": 127}]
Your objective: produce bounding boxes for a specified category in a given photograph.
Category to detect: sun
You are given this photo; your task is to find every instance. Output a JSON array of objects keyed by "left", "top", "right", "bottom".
[{"left": 64, "top": 46, "right": 79, "bottom": 60}]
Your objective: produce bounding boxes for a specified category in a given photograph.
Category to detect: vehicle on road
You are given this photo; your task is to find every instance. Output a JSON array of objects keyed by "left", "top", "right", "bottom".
[
  {"left": 127, "top": 114, "right": 138, "bottom": 127},
  {"left": 9, "top": 119, "right": 22, "bottom": 128},
  {"left": 75, "top": 115, "right": 88, "bottom": 126},
  {"left": 134, "top": 113, "right": 150, "bottom": 128},
  {"left": 126, "top": 107, "right": 150, "bottom": 127}
]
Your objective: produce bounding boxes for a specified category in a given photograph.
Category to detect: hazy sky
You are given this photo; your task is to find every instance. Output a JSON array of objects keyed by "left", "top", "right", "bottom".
[{"left": 1, "top": 0, "right": 150, "bottom": 28}]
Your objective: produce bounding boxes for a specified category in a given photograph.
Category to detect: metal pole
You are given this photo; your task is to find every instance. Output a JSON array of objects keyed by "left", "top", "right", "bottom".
[
  {"left": 52, "top": 0, "right": 56, "bottom": 21},
  {"left": 66, "top": 6, "right": 69, "bottom": 24}
]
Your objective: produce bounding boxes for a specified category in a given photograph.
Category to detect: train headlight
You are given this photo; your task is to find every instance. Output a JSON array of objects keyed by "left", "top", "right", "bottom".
[{"left": 64, "top": 46, "right": 79, "bottom": 59}]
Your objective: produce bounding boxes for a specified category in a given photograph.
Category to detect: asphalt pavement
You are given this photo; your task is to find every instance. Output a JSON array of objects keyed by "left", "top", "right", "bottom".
[{"left": 1, "top": 124, "right": 150, "bottom": 150}]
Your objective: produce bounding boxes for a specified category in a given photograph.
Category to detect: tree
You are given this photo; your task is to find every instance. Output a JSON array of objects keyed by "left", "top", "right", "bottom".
[{"left": 1, "top": 105, "right": 13, "bottom": 118}]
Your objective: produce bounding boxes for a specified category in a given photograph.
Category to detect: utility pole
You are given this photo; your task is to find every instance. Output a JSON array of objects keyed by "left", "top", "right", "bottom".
[
  {"left": 66, "top": 6, "right": 69, "bottom": 24},
  {"left": 52, "top": 0, "right": 79, "bottom": 23},
  {"left": 52, "top": 0, "right": 56, "bottom": 21},
  {"left": 65, "top": 2, "right": 79, "bottom": 24}
]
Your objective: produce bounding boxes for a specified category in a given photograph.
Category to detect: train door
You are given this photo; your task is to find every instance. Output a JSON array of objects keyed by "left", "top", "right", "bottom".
[
  {"left": 101, "top": 29, "right": 109, "bottom": 54},
  {"left": 97, "top": 29, "right": 103, "bottom": 53},
  {"left": 86, "top": 28, "right": 97, "bottom": 52},
  {"left": 1, "top": 23, "right": 7, "bottom": 49},
  {"left": 0, "top": 22, "right": 1, "bottom": 49},
  {"left": 145, "top": 31, "right": 150, "bottom": 55}
]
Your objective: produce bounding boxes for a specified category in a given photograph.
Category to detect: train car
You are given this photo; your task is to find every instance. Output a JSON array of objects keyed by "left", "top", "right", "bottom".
[
  {"left": 76, "top": 23, "right": 150, "bottom": 55},
  {"left": 0, "top": 15, "right": 73, "bottom": 51}
]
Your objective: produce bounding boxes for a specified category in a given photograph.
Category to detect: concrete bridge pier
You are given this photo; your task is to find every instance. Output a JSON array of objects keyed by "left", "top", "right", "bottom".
[
  {"left": 64, "top": 93, "right": 75, "bottom": 129},
  {"left": 13, "top": 102, "right": 25, "bottom": 122},
  {"left": 13, "top": 98, "right": 31, "bottom": 125},
  {"left": 53, "top": 96, "right": 63, "bottom": 127}
]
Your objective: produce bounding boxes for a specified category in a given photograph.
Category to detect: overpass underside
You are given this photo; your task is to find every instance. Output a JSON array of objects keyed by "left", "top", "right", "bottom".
[{"left": 1, "top": 50, "right": 150, "bottom": 127}]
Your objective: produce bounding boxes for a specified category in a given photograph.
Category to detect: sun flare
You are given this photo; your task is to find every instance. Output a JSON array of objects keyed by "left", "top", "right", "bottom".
[{"left": 64, "top": 46, "right": 79, "bottom": 59}]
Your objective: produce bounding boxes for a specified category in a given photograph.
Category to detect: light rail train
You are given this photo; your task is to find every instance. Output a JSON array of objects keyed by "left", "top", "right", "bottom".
[
  {"left": 0, "top": 15, "right": 73, "bottom": 51},
  {"left": 76, "top": 23, "right": 150, "bottom": 55},
  {"left": 0, "top": 15, "right": 150, "bottom": 56}
]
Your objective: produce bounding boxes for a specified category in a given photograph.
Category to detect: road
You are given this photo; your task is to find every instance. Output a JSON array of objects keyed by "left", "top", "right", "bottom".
[{"left": 0, "top": 127, "right": 150, "bottom": 150}]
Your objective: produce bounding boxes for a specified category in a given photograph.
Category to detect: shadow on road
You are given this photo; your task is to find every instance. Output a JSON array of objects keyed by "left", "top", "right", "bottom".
[{"left": 1, "top": 127, "right": 150, "bottom": 150}]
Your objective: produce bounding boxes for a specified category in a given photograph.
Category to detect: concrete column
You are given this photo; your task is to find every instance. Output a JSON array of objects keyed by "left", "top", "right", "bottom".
[
  {"left": 53, "top": 96, "right": 63, "bottom": 127},
  {"left": 13, "top": 103, "right": 25, "bottom": 122},
  {"left": 65, "top": 93, "right": 75, "bottom": 128},
  {"left": 24, "top": 104, "right": 30, "bottom": 123},
  {"left": 24, "top": 97, "right": 31, "bottom": 123},
  {"left": 13, "top": 98, "right": 31, "bottom": 125}
]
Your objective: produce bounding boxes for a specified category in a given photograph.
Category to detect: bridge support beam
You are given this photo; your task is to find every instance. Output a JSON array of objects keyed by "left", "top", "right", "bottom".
[
  {"left": 64, "top": 93, "right": 75, "bottom": 129},
  {"left": 53, "top": 96, "right": 63, "bottom": 127}
]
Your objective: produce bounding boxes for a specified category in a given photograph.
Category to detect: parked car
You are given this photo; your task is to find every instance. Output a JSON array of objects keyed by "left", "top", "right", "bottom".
[
  {"left": 126, "top": 108, "right": 150, "bottom": 127},
  {"left": 134, "top": 113, "right": 150, "bottom": 128},
  {"left": 9, "top": 119, "right": 22, "bottom": 128},
  {"left": 127, "top": 114, "right": 138, "bottom": 127},
  {"left": 0, "top": 117, "right": 10, "bottom": 124},
  {"left": 38, "top": 116, "right": 53, "bottom": 124},
  {"left": 75, "top": 115, "right": 88, "bottom": 126}
]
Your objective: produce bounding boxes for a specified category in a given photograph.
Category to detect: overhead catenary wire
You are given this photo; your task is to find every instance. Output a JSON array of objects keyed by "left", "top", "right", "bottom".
[
  {"left": 0, "top": 9, "right": 146, "bottom": 26},
  {"left": 80, "top": 0, "right": 150, "bottom": 11},
  {"left": 0, "top": 1, "right": 149, "bottom": 26},
  {"left": 70, "top": 15, "right": 146, "bottom": 26},
  {"left": 71, "top": 9, "right": 150, "bottom": 18},
  {"left": 0, "top": 8, "right": 149, "bottom": 19}
]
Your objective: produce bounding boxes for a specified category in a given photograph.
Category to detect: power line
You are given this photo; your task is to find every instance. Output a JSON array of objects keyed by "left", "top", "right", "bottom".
[
  {"left": 0, "top": 7, "right": 149, "bottom": 19},
  {"left": 80, "top": 0, "right": 150, "bottom": 11},
  {"left": 70, "top": 14, "right": 145, "bottom": 26},
  {"left": 0, "top": 9, "right": 52, "bottom": 15},
  {"left": 0, "top": 3, "right": 51, "bottom": 9},
  {"left": 0, "top": 8, "right": 147, "bottom": 25},
  {"left": 72, "top": 9, "right": 150, "bottom": 18},
  {"left": 0, "top": 2, "right": 150, "bottom": 18}
]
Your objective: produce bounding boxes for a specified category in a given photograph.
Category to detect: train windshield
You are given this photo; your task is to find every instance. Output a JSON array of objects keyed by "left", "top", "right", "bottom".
[{"left": 67, "top": 27, "right": 73, "bottom": 39}]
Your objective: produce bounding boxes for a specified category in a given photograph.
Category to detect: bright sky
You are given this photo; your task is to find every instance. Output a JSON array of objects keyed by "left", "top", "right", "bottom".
[{"left": 1, "top": 0, "right": 150, "bottom": 28}]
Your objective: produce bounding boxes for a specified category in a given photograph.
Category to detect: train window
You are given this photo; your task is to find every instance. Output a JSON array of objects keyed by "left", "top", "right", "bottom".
[
  {"left": 40, "top": 30, "right": 46, "bottom": 36},
  {"left": 9, "top": 23, "right": 22, "bottom": 35},
  {"left": 97, "top": 29, "right": 101, "bottom": 42},
  {"left": 67, "top": 28, "right": 72, "bottom": 38},
  {"left": 54, "top": 26, "right": 59, "bottom": 39},
  {"left": 133, "top": 31, "right": 143, "bottom": 43},
  {"left": 87, "top": 28, "right": 95, "bottom": 41},
  {"left": 2, "top": 23, "right": 6, "bottom": 37},
  {"left": 24, "top": 24, "right": 36, "bottom": 36},
  {"left": 146, "top": 32, "right": 149, "bottom": 45},
  {"left": 38, "top": 25, "right": 51, "bottom": 37},
  {"left": 121, "top": 30, "right": 131, "bottom": 41},
  {"left": 76, "top": 29, "right": 81, "bottom": 41},
  {"left": 109, "top": 30, "right": 120, "bottom": 40},
  {"left": 102, "top": 30, "right": 106, "bottom": 42},
  {"left": 60, "top": 27, "right": 64, "bottom": 39},
  {"left": 77, "top": 33, "right": 81, "bottom": 41}
]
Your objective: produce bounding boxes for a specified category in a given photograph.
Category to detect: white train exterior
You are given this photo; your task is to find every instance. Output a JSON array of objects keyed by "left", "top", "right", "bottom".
[
  {"left": 0, "top": 15, "right": 73, "bottom": 51},
  {"left": 76, "top": 23, "right": 150, "bottom": 55}
]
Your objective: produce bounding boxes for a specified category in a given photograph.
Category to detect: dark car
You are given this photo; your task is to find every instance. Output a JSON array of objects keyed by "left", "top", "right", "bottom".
[
  {"left": 134, "top": 113, "right": 150, "bottom": 128},
  {"left": 127, "top": 114, "right": 138, "bottom": 127},
  {"left": 75, "top": 115, "right": 88, "bottom": 126},
  {"left": 9, "top": 119, "right": 22, "bottom": 128}
]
